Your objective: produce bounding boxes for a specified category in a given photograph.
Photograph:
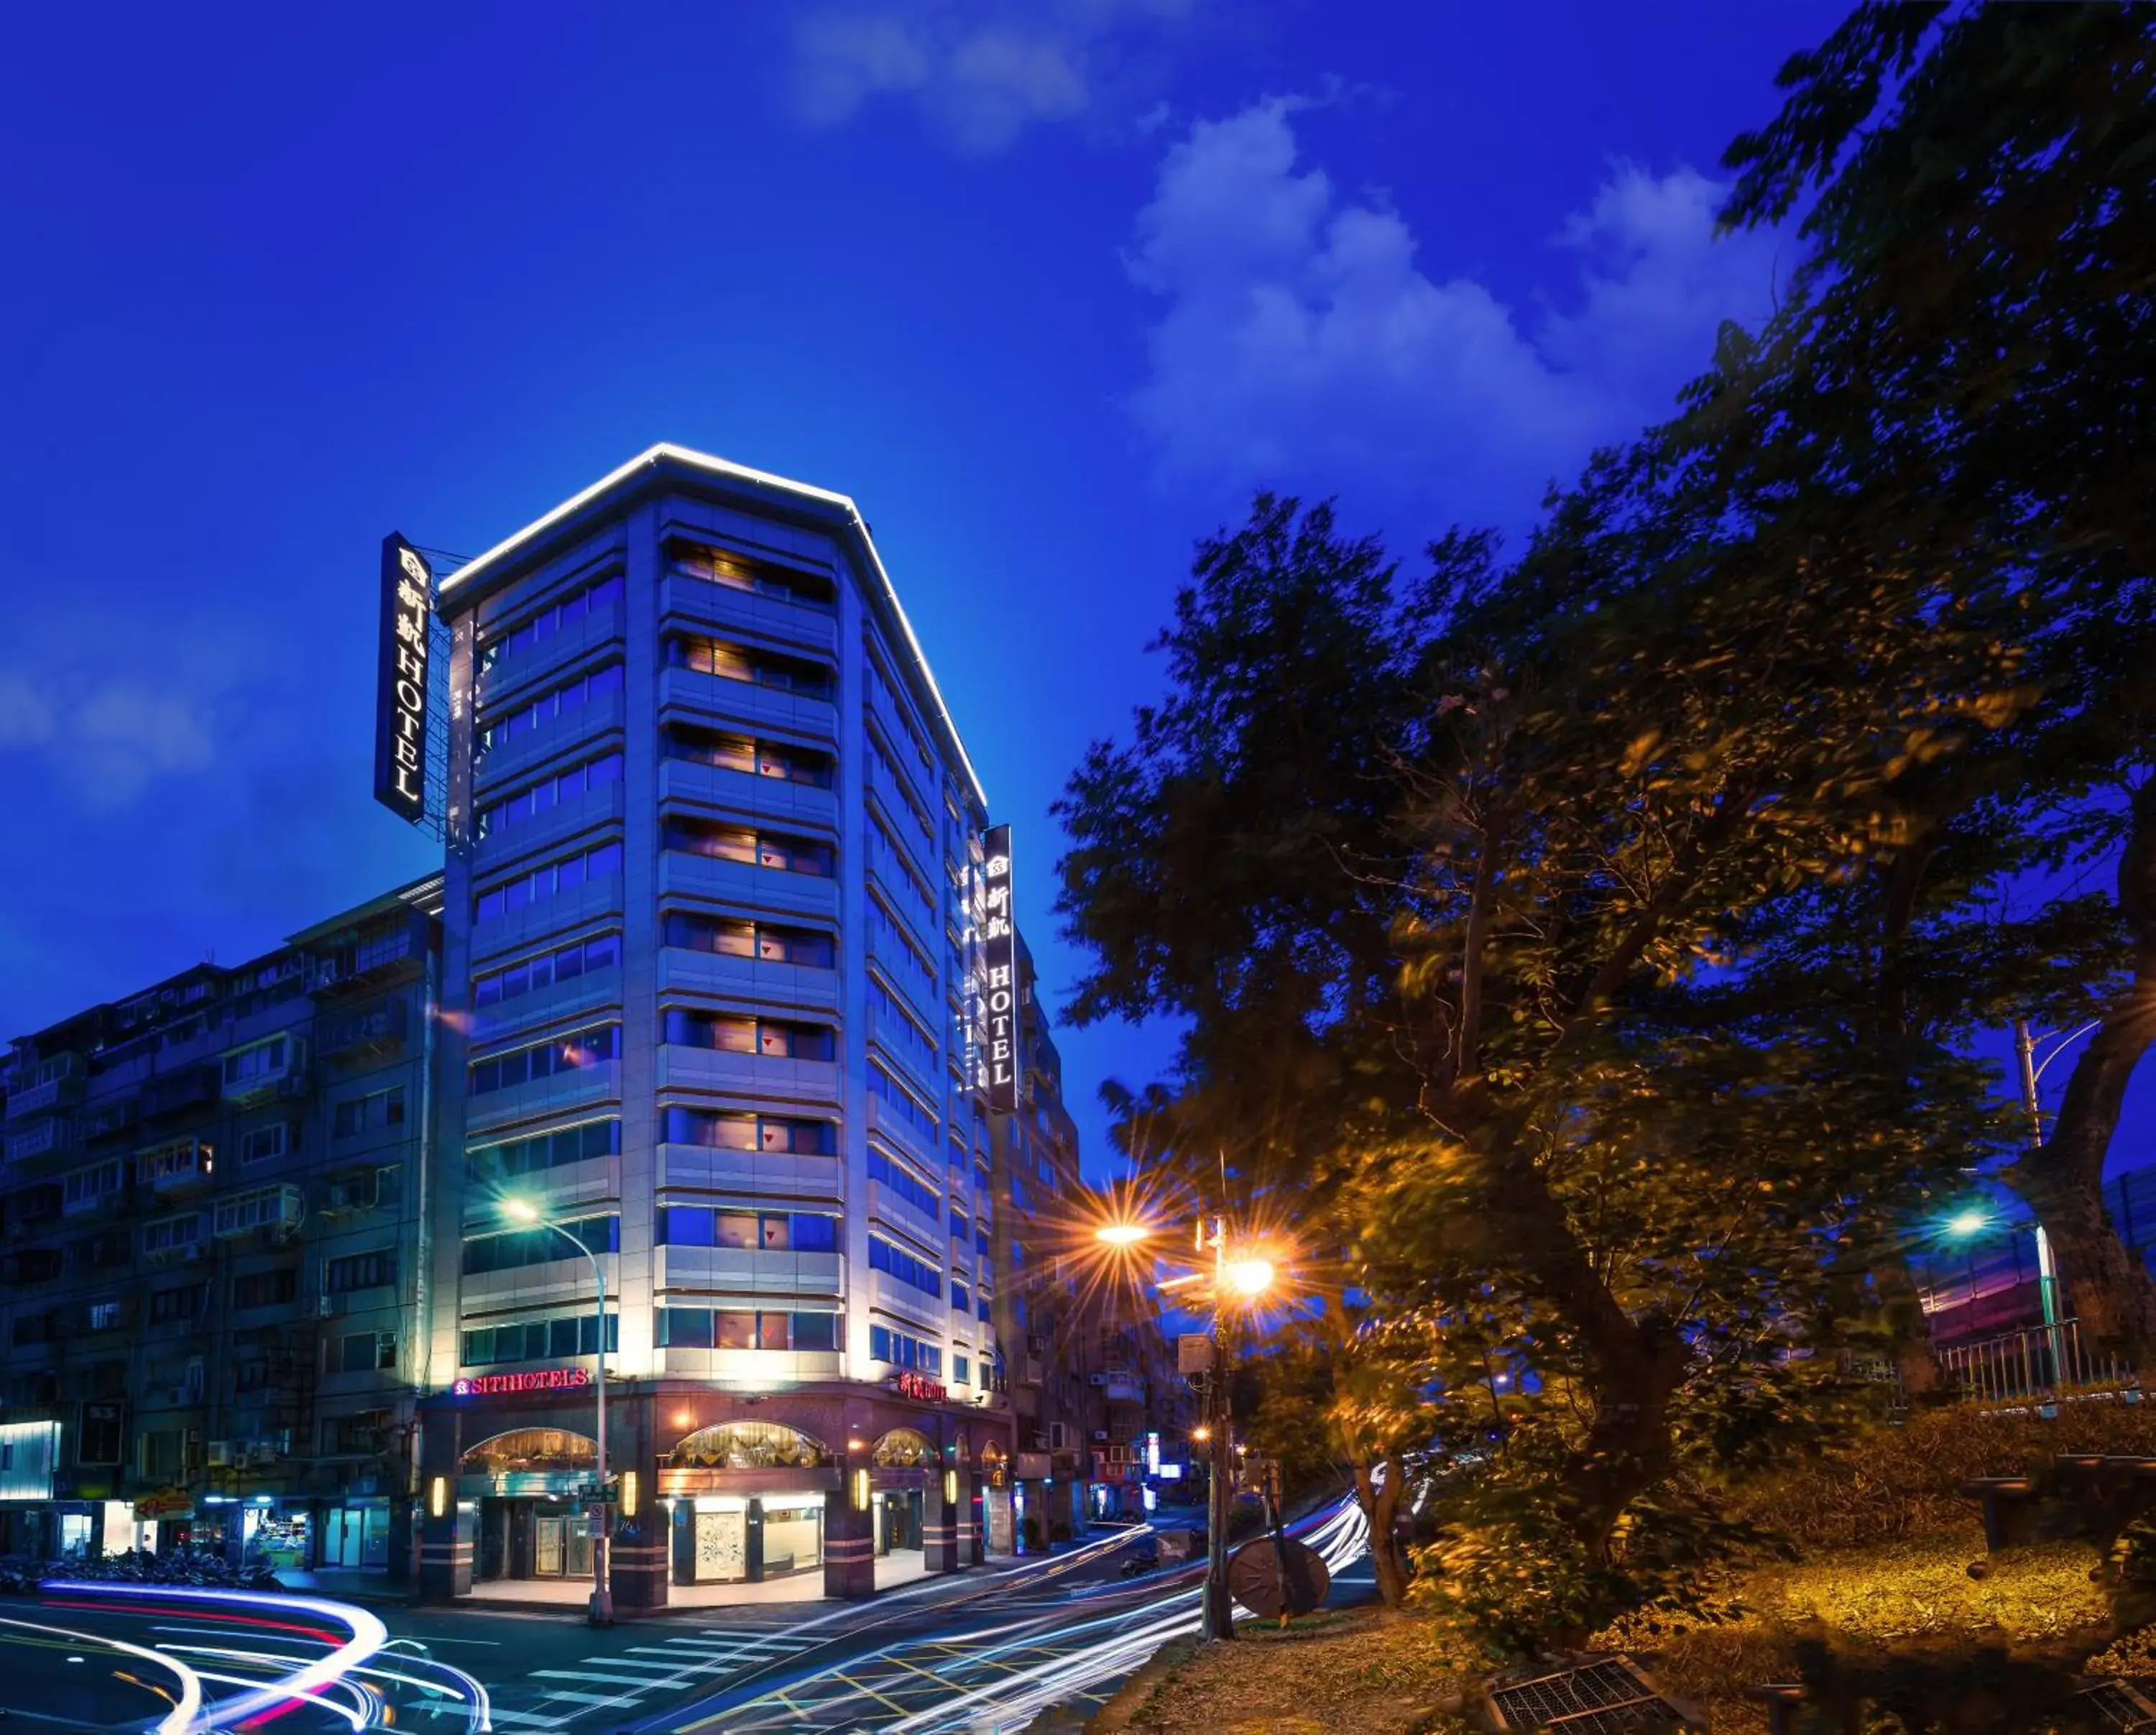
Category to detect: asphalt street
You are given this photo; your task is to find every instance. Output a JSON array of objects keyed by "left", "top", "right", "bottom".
[{"left": 0, "top": 1501, "right": 1372, "bottom": 1734}]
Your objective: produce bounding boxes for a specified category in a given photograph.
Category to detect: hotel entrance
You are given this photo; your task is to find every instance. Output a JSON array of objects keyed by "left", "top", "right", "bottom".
[{"left": 459, "top": 1426, "right": 599, "bottom": 1586}]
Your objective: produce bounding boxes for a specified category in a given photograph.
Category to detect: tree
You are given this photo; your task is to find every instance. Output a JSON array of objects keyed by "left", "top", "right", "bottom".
[
  {"left": 1057, "top": 483, "right": 2006, "bottom": 1648},
  {"left": 1720, "top": 1, "right": 2156, "bottom": 1350}
]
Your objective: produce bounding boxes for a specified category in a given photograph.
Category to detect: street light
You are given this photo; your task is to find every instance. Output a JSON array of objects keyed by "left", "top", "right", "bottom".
[
  {"left": 502, "top": 1197, "right": 613, "bottom": 1626},
  {"left": 1095, "top": 1210, "right": 1276, "bottom": 1642},
  {"left": 1945, "top": 1209, "right": 1991, "bottom": 1240}
]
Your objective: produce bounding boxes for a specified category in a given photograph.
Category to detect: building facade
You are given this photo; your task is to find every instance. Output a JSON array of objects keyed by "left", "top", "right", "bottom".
[
  {"left": 410, "top": 446, "right": 1013, "bottom": 1606},
  {"left": 0, "top": 879, "right": 443, "bottom": 1575}
]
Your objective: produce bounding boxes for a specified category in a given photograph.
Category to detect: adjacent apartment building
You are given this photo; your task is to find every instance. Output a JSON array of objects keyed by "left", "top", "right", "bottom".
[
  {"left": 0, "top": 879, "right": 442, "bottom": 1575},
  {"left": 410, "top": 446, "right": 1014, "bottom": 1606}
]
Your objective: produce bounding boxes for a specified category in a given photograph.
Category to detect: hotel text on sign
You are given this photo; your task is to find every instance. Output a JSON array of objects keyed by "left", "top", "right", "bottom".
[
  {"left": 453, "top": 1367, "right": 591, "bottom": 1396},
  {"left": 977, "top": 824, "right": 1017, "bottom": 1114},
  {"left": 372, "top": 532, "right": 433, "bottom": 824}
]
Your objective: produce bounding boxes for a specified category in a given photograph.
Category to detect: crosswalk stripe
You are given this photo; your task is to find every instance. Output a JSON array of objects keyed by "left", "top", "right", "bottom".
[
  {"left": 530, "top": 1669, "right": 667, "bottom": 1689},
  {"left": 473, "top": 1711, "right": 566, "bottom": 1730},
  {"left": 528, "top": 1689, "right": 627, "bottom": 1708}
]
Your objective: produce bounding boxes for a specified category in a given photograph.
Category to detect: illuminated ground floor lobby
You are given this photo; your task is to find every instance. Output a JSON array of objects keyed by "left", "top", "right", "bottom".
[{"left": 415, "top": 1375, "right": 1017, "bottom": 1609}]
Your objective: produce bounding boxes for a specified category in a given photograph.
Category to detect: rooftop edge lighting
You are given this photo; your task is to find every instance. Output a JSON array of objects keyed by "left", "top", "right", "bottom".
[{"left": 433, "top": 443, "right": 987, "bottom": 807}]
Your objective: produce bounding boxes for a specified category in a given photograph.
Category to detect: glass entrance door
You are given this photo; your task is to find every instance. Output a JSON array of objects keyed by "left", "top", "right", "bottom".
[{"left": 534, "top": 1515, "right": 565, "bottom": 1575}]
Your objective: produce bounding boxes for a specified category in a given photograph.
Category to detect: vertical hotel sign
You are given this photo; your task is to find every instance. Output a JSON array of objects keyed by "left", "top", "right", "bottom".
[
  {"left": 372, "top": 533, "right": 433, "bottom": 824},
  {"left": 977, "top": 824, "right": 1018, "bottom": 1113}
]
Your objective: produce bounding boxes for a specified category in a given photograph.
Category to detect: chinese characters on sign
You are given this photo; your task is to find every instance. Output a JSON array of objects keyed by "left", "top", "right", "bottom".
[
  {"left": 372, "top": 533, "right": 433, "bottom": 824},
  {"left": 452, "top": 1367, "right": 591, "bottom": 1396},
  {"left": 976, "top": 824, "right": 1018, "bottom": 1114},
  {"left": 893, "top": 1371, "right": 947, "bottom": 1404}
]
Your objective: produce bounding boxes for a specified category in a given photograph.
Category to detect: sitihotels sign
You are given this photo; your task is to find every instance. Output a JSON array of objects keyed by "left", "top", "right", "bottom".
[
  {"left": 453, "top": 1367, "right": 591, "bottom": 1397},
  {"left": 372, "top": 533, "right": 433, "bottom": 824},
  {"left": 976, "top": 824, "right": 1017, "bottom": 1114}
]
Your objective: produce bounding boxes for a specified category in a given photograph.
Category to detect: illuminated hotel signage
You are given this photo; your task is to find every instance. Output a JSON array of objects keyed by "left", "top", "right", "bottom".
[
  {"left": 977, "top": 824, "right": 1017, "bottom": 1115},
  {"left": 452, "top": 1367, "right": 591, "bottom": 1397},
  {"left": 372, "top": 533, "right": 433, "bottom": 824},
  {"left": 893, "top": 1371, "right": 946, "bottom": 1404}
]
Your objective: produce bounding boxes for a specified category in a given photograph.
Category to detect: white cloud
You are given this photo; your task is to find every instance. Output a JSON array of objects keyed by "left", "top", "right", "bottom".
[
  {"left": 1124, "top": 98, "right": 1786, "bottom": 525},
  {"left": 789, "top": 0, "right": 1194, "bottom": 152},
  {"left": 66, "top": 684, "right": 218, "bottom": 810}
]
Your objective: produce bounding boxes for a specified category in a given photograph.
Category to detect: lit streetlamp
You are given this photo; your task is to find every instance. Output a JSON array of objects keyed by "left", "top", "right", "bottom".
[
  {"left": 502, "top": 1197, "right": 613, "bottom": 1626},
  {"left": 1095, "top": 1212, "right": 1275, "bottom": 1641}
]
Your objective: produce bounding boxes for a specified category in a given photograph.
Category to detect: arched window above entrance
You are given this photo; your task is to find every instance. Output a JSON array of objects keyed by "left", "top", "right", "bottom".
[
  {"left": 459, "top": 1428, "right": 597, "bottom": 1474},
  {"left": 667, "top": 1420, "right": 831, "bottom": 1470},
  {"left": 872, "top": 1427, "right": 934, "bottom": 1468}
]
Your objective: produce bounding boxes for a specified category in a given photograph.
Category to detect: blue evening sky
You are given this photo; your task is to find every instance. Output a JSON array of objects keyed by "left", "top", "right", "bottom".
[{"left": 4, "top": 1, "right": 2143, "bottom": 1182}]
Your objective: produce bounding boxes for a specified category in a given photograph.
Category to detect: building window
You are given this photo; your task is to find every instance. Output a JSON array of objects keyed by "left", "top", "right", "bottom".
[
  {"left": 332, "top": 1087, "right": 406, "bottom": 1140},
  {"left": 661, "top": 1007, "right": 834, "bottom": 1061},
  {"left": 868, "top": 977, "right": 939, "bottom": 1075},
  {"left": 86, "top": 1299, "right": 120, "bottom": 1332},
  {"left": 670, "top": 540, "right": 836, "bottom": 610},
  {"left": 140, "top": 1213, "right": 204, "bottom": 1256},
  {"left": 662, "top": 723, "right": 834, "bottom": 786},
  {"left": 322, "top": 1410, "right": 390, "bottom": 1456},
  {"left": 655, "top": 1207, "right": 838, "bottom": 1253},
  {"left": 336, "top": 1331, "right": 397, "bottom": 1374},
  {"left": 867, "top": 809, "right": 936, "bottom": 926},
  {"left": 867, "top": 1235, "right": 943, "bottom": 1298},
  {"left": 660, "top": 1107, "right": 834, "bottom": 1154},
  {"left": 478, "top": 573, "right": 624, "bottom": 674},
  {"left": 213, "top": 1187, "right": 298, "bottom": 1237},
  {"left": 954, "top": 1353, "right": 971, "bottom": 1386},
  {"left": 62, "top": 1161, "right": 123, "bottom": 1212},
  {"left": 137, "top": 1138, "right": 213, "bottom": 1187},
  {"left": 867, "top": 1323, "right": 942, "bottom": 1374},
  {"left": 221, "top": 1036, "right": 290, "bottom": 1089},
  {"left": 471, "top": 934, "right": 622, "bottom": 1008},
  {"left": 656, "top": 1307, "right": 835, "bottom": 1351},
  {"left": 952, "top": 1281, "right": 971, "bottom": 1315},
  {"left": 866, "top": 894, "right": 936, "bottom": 995},
  {"left": 461, "top": 1312, "right": 617, "bottom": 1366},
  {"left": 460, "top": 1214, "right": 618, "bottom": 1276},
  {"left": 478, "top": 661, "right": 624, "bottom": 757},
  {"left": 661, "top": 818, "right": 834, "bottom": 877},
  {"left": 476, "top": 752, "right": 622, "bottom": 838},
  {"left": 663, "top": 633, "right": 832, "bottom": 698},
  {"left": 660, "top": 911, "right": 833, "bottom": 967},
  {"left": 466, "top": 1118, "right": 620, "bottom": 1184},
  {"left": 326, "top": 1248, "right": 398, "bottom": 1294},
  {"left": 474, "top": 839, "right": 626, "bottom": 923},
  {"left": 868, "top": 1062, "right": 940, "bottom": 1143},
  {"left": 468, "top": 1025, "right": 619, "bottom": 1097},
  {"left": 239, "top": 1123, "right": 293, "bottom": 1166},
  {"left": 148, "top": 1283, "right": 205, "bottom": 1324},
  {"left": 867, "top": 1148, "right": 941, "bottom": 1220},
  {"left": 233, "top": 1268, "right": 298, "bottom": 1310}
]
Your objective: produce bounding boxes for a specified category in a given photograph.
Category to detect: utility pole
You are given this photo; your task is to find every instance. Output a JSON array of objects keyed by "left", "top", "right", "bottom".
[
  {"left": 2013, "top": 1018, "right": 2068, "bottom": 1383},
  {"left": 1202, "top": 1214, "right": 1234, "bottom": 1642}
]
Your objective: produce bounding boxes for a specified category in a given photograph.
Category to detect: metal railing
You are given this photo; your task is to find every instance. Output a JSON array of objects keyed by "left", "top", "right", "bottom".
[{"left": 1935, "top": 1317, "right": 2137, "bottom": 1406}]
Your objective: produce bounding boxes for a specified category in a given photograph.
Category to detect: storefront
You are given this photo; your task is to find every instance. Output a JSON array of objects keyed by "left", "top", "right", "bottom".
[{"left": 417, "top": 1376, "right": 1012, "bottom": 1606}]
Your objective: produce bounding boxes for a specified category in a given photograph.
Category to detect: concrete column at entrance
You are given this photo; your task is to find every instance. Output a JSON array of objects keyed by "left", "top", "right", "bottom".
[
  {"left": 822, "top": 1488, "right": 874, "bottom": 1600},
  {"left": 611, "top": 1511, "right": 670, "bottom": 1611},
  {"left": 387, "top": 1496, "right": 418, "bottom": 1587},
  {"left": 923, "top": 1475, "right": 959, "bottom": 1573},
  {"left": 419, "top": 1503, "right": 474, "bottom": 1601},
  {"left": 964, "top": 1476, "right": 986, "bottom": 1565}
]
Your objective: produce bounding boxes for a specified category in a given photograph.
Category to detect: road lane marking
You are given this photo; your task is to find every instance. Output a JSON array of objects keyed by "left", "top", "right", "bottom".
[{"left": 530, "top": 1668, "right": 672, "bottom": 1689}]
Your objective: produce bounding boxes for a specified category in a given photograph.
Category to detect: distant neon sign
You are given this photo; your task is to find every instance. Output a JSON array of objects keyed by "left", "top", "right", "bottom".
[
  {"left": 453, "top": 1367, "right": 590, "bottom": 1397},
  {"left": 975, "top": 824, "right": 1016, "bottom": 1113},
  {"left": 893, "top": 1371, "right": 946, "bottom": 1404}
]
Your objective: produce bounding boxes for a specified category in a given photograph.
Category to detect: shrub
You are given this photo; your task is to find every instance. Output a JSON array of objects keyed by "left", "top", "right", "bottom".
[{"left": 1723, "top": 1396, "right": 2156, "bottom": 1551}]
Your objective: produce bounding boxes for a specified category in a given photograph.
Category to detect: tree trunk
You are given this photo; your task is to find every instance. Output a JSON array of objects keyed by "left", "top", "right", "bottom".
[
  {"left": 2001, "top": 778, "right": 2156, "bottom": 1359},
  {"left": 1353, "top": 1458, "right": 1411, "bottom": 1607},
  {"left": 1875, "top": 1258, "right": 1942, "bottom": 1401}
]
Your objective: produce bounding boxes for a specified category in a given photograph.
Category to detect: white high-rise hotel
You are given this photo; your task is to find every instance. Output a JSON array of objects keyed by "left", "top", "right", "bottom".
[{"left": 413, "top": 446, "right": 1012, "bottom": 1605}]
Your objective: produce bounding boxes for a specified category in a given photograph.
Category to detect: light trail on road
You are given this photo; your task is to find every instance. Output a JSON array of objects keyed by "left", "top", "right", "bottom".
[
  {"left": 0, "top": 1609, "right": 206, "bottom": 1734},
  {"left": 672, "top": 1498, "right": 1372, "bottom": 1734}
]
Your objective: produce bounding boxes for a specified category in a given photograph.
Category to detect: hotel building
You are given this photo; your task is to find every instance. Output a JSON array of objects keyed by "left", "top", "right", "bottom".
[{"left": 412, "top": 446, "right": 1011, "bottom": 1605}]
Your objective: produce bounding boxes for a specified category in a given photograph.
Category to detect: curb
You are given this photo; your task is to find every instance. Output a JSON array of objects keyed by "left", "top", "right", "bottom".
[{"left": 1084, "top": 1636, "right": 1199, "bottom": 1732}]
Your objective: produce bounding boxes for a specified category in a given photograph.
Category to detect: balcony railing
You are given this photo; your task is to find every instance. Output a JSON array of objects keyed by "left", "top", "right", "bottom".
[
  {"left": 1935, "top": 1317, "right": 2137, "bottom": 1407},
  {"left": 315, "top": 1000, "right": 409, "bottom": 1061}
]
